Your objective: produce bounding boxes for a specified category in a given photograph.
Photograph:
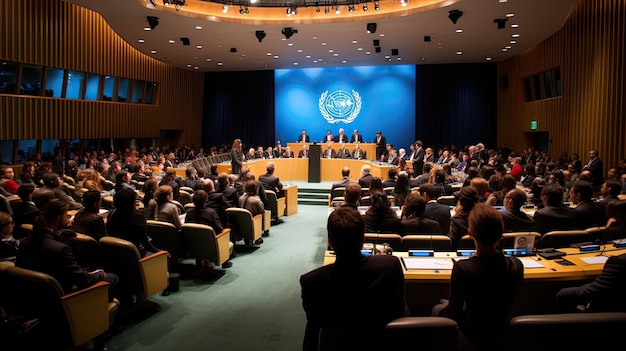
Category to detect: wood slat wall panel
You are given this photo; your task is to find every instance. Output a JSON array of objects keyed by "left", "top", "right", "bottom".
[
  {"left": 0, "top": 0, "right": 203, "bottom": 146},
  {"left": 498, "top": 0, "right": 625, "bottom": 171}
]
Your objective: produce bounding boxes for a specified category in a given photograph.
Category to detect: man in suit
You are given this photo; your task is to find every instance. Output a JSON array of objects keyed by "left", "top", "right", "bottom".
[
  {"left": 300, "top": 206, "right": 408, "bottom": 351},
  {"left": 413, "top": 163, "right": 432, "bottom": 187},
  {"left": 533, "top": 184, "right": 579, "bottom": 234},
  {"left": 42, "top": 172, "right": 83, "bottom": 210},
  {"left": 583, "top": 149, "right": 604, "bottom": 189},
  {"left": 419, "top": 183, "right": 452, "bottom": 234},
  {"left": 259, "top": 162, "right": 284, "bottom": 199},
  {"left": 373, "top": 131, "right": 386, "bottom": 161},
  {"left": 298, "top": 144, "right": 309, "bottom": 158},
  {"left": 10, "top": 183, "right": 41, "bottom": 240},
  {"left": 331, "top": 167, "right": 354, "bottom": 193},
  {"left": 203, "top": 178, "right": 233, "bottom": 228},
  {"left": 350, "top": 129, "right": 363, "bottom": 143},
  {"left": 322, "top": 130, "right": 334, "bottom": 143},
  {"left": 334, "top": 128, "right": 348, "bottom": 143},
  {"left": 556, "top": 252, "right": 626, "bottom": 312},
  {"left": 336, "top": 144, "right": 350, "bottom": 159},
  {"left": 297, "top": 129, "right": 310, "bottom": 143},
  {"left": 598, "top": 180, "right": 622, "bottom": 214},
  {"left": 423, "top": 147, "right": 435, "bottom": 164},
  {"left": 358, "top": 165, "right": 374, "bottom": 189},
  {"left": 382, "top": 167, "right": 397, "bottom": 188},
  {"left": 351, "top": 144, "right": 366, "bottom": 160},
  {"left": 413, "top": 140, "right": 426, "bottom": 175},
  {"left": 570, "top": 180, "right": 605, "bottom": 229},
  {"left": 323, "top": 143, "right": 337, "bottom": 159},
  {"left": 387, "top": 149, "right": 399, "bottom": 165},
  {"left": 265, "top": 146, "right": 277, "bottom": 159},
  {"left": 500, "top": 188, "right": 535, "bottom": 232},
  {"left": 216, "top": 172, "right": 240, "bottom": 208}
]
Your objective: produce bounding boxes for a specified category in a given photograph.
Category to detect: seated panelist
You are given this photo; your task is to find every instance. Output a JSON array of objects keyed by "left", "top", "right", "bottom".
[
  {"left": 352, "top": 144, "right": 366, "bottom": 160},
  {"left": 350, "top": 129, "right": 363, "bottom": 143},
  {"left": 337, "top": 144, "right": 350, "bottom": 159},
  {"left": 323, "top": 144, "right": 337, "bottom": 159},
  {"left": 322, "top": 130, "right": 334, "bottom": 143},
  {"left": 297, "top": 129, "right": 310, "bottom": 143}
]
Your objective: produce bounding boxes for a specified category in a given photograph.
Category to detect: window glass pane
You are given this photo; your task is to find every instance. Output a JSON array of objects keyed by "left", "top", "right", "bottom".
[
  {"left": 0, "top": 140, "right": 13, "bottom": 164},
  {"left": 145, "top": 82, "right": 157, "bottom": 104},
  {"left": 102, "top": 76, "right": 116, "bottom": 101},
  {"left": 0, "top": 61, "right": 19, "bottom": 94},
  {"left": 554, "top": 68, "right": 562, "bottom": 96},
  {"left": 65, "top": 70, "right": 85, "bottom": 99},
  {"left": 532, "top": 75, "right": 542, "bottom": 101},
  {"left": 45, "top": 67, "right": 64, "bottom": 98},
  {"left": 17, "top": 140, "right": 37, "bottom": 163},
  {"left": 523, "top": 78, "right": 533, "bottom": 102},
  {"left": 20, "top": 65, "right": 43, "bottom": 96},
  {"left": 85, "top": 73, "right": 101, "bottom": 100},
  {"left": 117, "top": 77, "right": 129, "bottom": 102},
  {"left": 41, "top": 139, "right": 60, "bottom": 160},
  {"left": 543, "top": 71, "right": 553, "bottom": 99},
  {"left": 132, "top": 80, "right": 145, "bottom": 103}
]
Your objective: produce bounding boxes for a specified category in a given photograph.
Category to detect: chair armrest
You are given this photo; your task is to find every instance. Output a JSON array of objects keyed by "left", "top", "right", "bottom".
[
  {"left": 276, "top": 197, "right": 286, "bottom": 217},
  {"left": 252, "top": 214, "right": 263, "bottom": 241},
  {"left": 61, "top": 281, "right": 111, "bottom": 347},
  {"left": 263, "top": 210, "right": 271, "bottom": 231},
  {"left": 139, "top": 250, "right": 169, "bottom": 297},
  {"left": 216, "top": 229, "right": 232, "bottom": 265}
]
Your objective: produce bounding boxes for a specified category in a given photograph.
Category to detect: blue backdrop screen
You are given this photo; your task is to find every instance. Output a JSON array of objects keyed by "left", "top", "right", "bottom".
[{"left": 275, "top": 65, "right": 416, "bottom": 152}]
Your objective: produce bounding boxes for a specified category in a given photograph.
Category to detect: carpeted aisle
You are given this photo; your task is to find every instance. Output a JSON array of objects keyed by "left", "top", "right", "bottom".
[{"left": 108, "top": 204, "right": 329, "bottom": 351}]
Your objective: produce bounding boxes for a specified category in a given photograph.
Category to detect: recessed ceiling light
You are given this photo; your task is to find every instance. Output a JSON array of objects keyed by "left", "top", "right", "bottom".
[
  {"left": 499, "top": 0, "right": 507, "bottom": 3},
  {"left": 456, "top": 51, "right": 462, "bottom": 55},
  {"left": 384, "top": 55, "right": 390, "bottom": 59},
  {"left": 366, "top": 51, "right": 371, "bottom": 55},
  {"left": 287, "top": 43, "right": 293, "bottom": 47},
  {"left": 313, "top": 36, "right": 318, "bottom": 40},
  {"left": 218, "top": 62, "right": 223, "bottom": 66},
  {"left": 168, "top": 40, "right": 175, "bottom": 44},
  {"left": 195, "top": 26, "right": 202, "bottom": 30},
  {"left": 305, "top": 55, "right": 311, "bottom": 58},
  {"left": 352, "top": 40, "right": 357, "bottom": 44},
  {"left": 267, "top": 53, "right": 272, "bottom": 56},
  {"left": 313, "top": 60, "right": 318, "bottom": 63},
  {"left": 511, "top": 24, "right": 519, "bottom": 28},
  {"left": 206, "top": 58, "right": 212, "bottom": 61},
  {"left": 328, "top": 49, "right": 333, "bottom": 53},
  {"left": 322, "top": 42, "right": 327, "bottom": 46},
  {"left": 502, "top": 48, "right": 508, "bottom": 52},
  {"left": 293, "top": 62, "right": 298, "bottom": 65},
  {"left": 274, "top": 55, "right": 279, "bottom": 59},
  {"left": 281, "top": 38, "right": 286, "bottom": 41},
  {"left": 357, "top": 48, "right": 363, "bottom": 51},
  {"left": 150, "top": 50, "right": 157, "bottom": 54},
  {"left": 506, "top": 13, "right": 515, "bottom": 17},
  {"left": 138, "top": 39, "right": 145, "bottom": 43},
  {"left": 196, "top": 45, "right": 202, "bottom": 49},
  {"left": 195, "top": 56, "right": 199, "bottom": 59},
  {"left": 187, "top": 64, "right": 192, "bottom": 67},
  {"left": 486, "top": 57, "right": 492, "bottom": 61},
  {"left": 342, "top": 60, "right": 347, "bottom": 63},
  {"left": 510, "top": 40, "right": 517, "bottom": 44},
  {"left": 397, "top": 57, "right": 402, "bottom": 61},
  {"left": 379, "top": 34, "right": 384, "bottom": 37},
  {"left": 194, "top": 66, "right": 199, "bottom": 70},
  {"left": 512, "top": 34, "right": 520, "bottom": 38},
  {"left": 297, "top": 49, "right": 303, "bottom": 53},
  {"left": 333, "top": 53, "right": 339, "bottom": 56},
  {"left": 456, "top": 29, "right": 463, "bottom": 33},
  {"left": 505, "top": 45, "right": 512, "bottom": 49},
  {"left": 421, "top": 57, "right": 425, "bottom": 60}
]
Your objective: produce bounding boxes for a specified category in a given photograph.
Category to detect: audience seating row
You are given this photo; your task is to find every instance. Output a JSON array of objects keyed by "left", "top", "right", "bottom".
[{"left": 190, "top": 153, "right": 232, "bottom": 173}]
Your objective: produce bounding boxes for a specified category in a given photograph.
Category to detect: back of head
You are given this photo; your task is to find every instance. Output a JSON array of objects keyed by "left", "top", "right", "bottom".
[
  {"left": 155, "top": 185, "right": 173, "bottom": 204},
  {"left": 387, "top": 167, "right": 397, "bottom": 180},
  {"left": 402, "top": 193, "right": 427, "bottom": 217},
  {"left": 82, "top": 190, "right": 102, "bottom": 212},
  {"left": 193, "top": 190, "right": 207, "bottom": 208},
  {"left": 419, "top": 183, "right": 435, "bottom": 199},
  {"left": 458, "top": 186, "right": 478, "bottom": 211},
  {"left": 370, "top": 177, "right": 383, "bottom": 194},
  {"left": 572, "top": 180, "right": 593, "bottom": 200},
  {"left": 434, "top": 170, "right": 446, "bottom": 184},
  {"left": 542, "top": 183, "right": 564, "bottom": 207},
  {"left": 266, "top": 162, "right": 275, "bottom": 174},
  {"left": 368, "top": 192, "right": 392, "bottom": 215},
  {"left": 327, "top": 207, "right": 365, "bottom": 256},
  {"left": 470, "top": 177, "right": 488, "bottom": 195},
  {"left": 32, "top": 188, "right": 55, "bottom": 210},
  {"left": 423, "top": 163, "right": 432, "bottom": 175},
  {"left": 244, "top": 180, "right": 258, "bottom": 195},
  {"left": 217, "top": 172, "right": 229, "bottom": 188},
  {"left": 469, "top": 203, "right": 504, "bottom": 246},
  {"left": 507, "top": 188, "right": 528, "bottom": 209},
  {"left": 113, "top": 187, "right": 137, "bottom": 214},
  {"left": 17, "top": 183, "right": 36, "bottom": 201},
  {"left": 42, "top": 172, "right": 59, "bottom": 188},
  {"left": 341, "top": 167, "right": 350, "bottom": 177},
  {"left": 34, "top": 198, "right": 70, "bottom": 235},
  {"left": 202, "top": 178, "right": 215, "bottom": 192},
  {"left": 395, "top": 173, "right": 409, "bottom": 193},
  {"left": 605, "top": 180, "right": 622, "bottom": 197},
  {"left": 501, "top": 174, "right": 517, "bottom": 192},
  {"left": 361, "top": 165, "right": 371, "bottom": 175},
  {"left": 344, "top": 183, "right": 362, "bottom": 205}
]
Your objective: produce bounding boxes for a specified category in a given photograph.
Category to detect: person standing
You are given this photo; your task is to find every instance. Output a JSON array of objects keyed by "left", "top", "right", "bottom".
[
  {"left": 413, "top": 140, "right": 425, "bottom": 176},
  {"left": 373, "top": 131, "right": 386, "bottom": 161},
  {"left": 582, "top": 149, "right": 604, "bottom": 189},
  {"left": 230, "top": 139, "right": 244, "bottom": 174}
]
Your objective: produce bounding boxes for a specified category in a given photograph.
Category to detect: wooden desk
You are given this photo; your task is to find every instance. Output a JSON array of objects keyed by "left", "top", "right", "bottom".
[
  {"left": 283, "top": 185, "right": 298, "bottom": 216},
  {"left": 288, "top": 142, "right": 376, "bottom": 160},
  {"left": 321, "top": 159, "right": 394, "bottom": 181}
]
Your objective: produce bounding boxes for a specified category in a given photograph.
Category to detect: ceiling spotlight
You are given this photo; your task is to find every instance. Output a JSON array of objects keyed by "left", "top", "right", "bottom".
[
  {"left": 494, "top": 18, "right": 508, "bottom": 29},
  {"left": 374, "top": 1, "right": 380, "bottom": 10},
  {"left": 149, "top": 0, "right": 157, "bottom": 6},
  {"left": 255, "top": 30, "right": 266, "bottom": 42},
  {"left": 363, "top": 3, "right": 368, "bottom": 11},
  {"left": 324, "top": 6, "right": 329, "bottom": 14},
  {"left": 147, "top": 16, "right": 159, "bottom": 30},
  {"left": 448, "top": 9, "right": 463, "bottom": 24},
  {"left": 316, "top": 5, "right": 320, "bottom": 12},
  {"left": 366, "top": 23, "right": 377, "bottom": 34},
  {"left": 222, "top": 5, "right": 228, "bottom": 13},
  {"left": 348, "top": 4, "right": 355, "bottom": 12},
  {"left": 282, "top": 27, "right": 298, "bottom": 39}
]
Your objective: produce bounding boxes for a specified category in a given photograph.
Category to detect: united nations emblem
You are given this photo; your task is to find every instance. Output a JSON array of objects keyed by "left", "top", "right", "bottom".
[{"left": 318, "top": 89, "right": 362, "bottom": 124}]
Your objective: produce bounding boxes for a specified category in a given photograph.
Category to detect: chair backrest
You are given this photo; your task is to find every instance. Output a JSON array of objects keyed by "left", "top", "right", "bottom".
[
  {"left": 0, "top": 194, "right": 13, "bottom": 215},
  {"left": 359, "top": 195, "right": 371, "bottom": 206},
  {"left": 178, "top": 190, "right": 192, "bottom": 206},
  {"left": 265, "top": 190, "right": 279, "bottom": 217},
  {"left": 437, "top": 195, "right": 457, "bottom": 207},
  {"left": 226, "top": 207, "right": 260, "bottom": 241},
  {"left": 540, "top": 230, "right": 592, "bottom": 249},
  {"left": 457, "top": 234, "right": 475, "bottom": 249},
  {"left": 65, "top": 233, "right": 105, "bottom": 271},
  {"left": 146, "top": 220, "right": 184, "bottom": 260},
  {"left": 181, "top": 223, "right": 229, "bottom": 265},
  {"left": 331, "top": 187, "right": 345, "bottom": 200},
  {"left": 401, "top": 234, "right": 453, "bottom": 251},
  {"left": 499, "top": 232, "right": 542, "bottom": 250},
  {"left": 101, "top": 195, "right": 114, "bottom": 210},
  {"left": 506, "top": 312, "right": 626, "bottom": 351},
  {"left": 99, "top": 236, "right": 143, "bottom": 293},
  {"left": 364, "top": 233, "right": 402, "bottom": 251},
  {"left": 384, "top": 317, "right": 458, "bottom": 351},
  {"left": 180, "top": 186, "right": 195, "bottom": 194}
]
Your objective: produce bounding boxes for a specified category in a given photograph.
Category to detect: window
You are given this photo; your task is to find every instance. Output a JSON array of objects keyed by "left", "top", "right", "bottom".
[
  {"left": 0, "top": 61, "right": 19, "bottom": 95},
  {"left": 102, "top": 76, "right": 116, "bottom": 101},
  {"left": 45, "top": 67, "right": 64, "bottom": 98},
  {"left": 131, "top": 80, "right": 145, "bottom": 103},
  {"left": 65, "top": 70, "right": 86, "bottom": 99},
  {"left": 41, "top": 139, "right": 60, "bottom": 160},
  {"left": 117, "top": 77, "right": 129, "bottom": 102},
  {"left": 145, "top": 82, "right": 157, "bottom": 104},
  {"left": 0, "top": 140, "right": 13, "bottom": 164},
  {"left": 543, "top": 71, "right": 553, "bottom": 99},
  {"left": 17, "top": 140, "right": 37, "bottom": 163},
  {"left": 20, "top": 65, "right": 44, "bottom": 96},
  {"left": 523, "top": 67, "right": 562, "bottom": 103},
  {"left": 85, "top": 73, "right": 101, "bottom": 100}
]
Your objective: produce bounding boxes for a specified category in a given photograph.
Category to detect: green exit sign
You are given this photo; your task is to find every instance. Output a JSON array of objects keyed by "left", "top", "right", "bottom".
[{"left": 531, "top": 120, "right": 537, "bottom": 130}]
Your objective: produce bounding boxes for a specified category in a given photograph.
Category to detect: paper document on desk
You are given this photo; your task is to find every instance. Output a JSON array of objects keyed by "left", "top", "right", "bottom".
[
  {"left": 581, "top": 256, "right": 609, "bottom": 265},
  {"left": 520, "top": 259, "right": 544, "bottom": 269},
  {"left": 403, "top": 257, "right": 454, "bottom": 270}
]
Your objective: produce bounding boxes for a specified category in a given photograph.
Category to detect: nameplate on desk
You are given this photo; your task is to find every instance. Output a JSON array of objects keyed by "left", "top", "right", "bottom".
[
  {"left": 579, "top": 244, "right": 601, "bottom": 252},
  {"left": 614, "top": 241, "right": 626, "bottom": 248},
  {"left": 402, "top": 257, "right": 453, "bottom": 270}
]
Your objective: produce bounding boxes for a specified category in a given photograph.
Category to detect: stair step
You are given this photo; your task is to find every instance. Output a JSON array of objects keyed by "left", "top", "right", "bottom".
[
  {"left": 299, "top": 188, "right": 330, "bottom": 194},
  {"left": 299, "top": 193, "right": 328, "bottom": 200},
  {"left": 299, "top": 199, "right": 329, "bottom": 206}
]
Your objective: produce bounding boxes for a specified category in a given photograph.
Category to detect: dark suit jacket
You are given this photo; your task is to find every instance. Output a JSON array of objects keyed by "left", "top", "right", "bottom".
[
  {"left": 10, "top": 200, "right": 40, "bottom": 240},
  {"left": 532, "top": 205, "right": 579, "bottom": 234},
  {"left": 449, "top": 210, "right": 470, "bottom": 249},
  {"left": 374, "top": 135, "right": 387, "bottom": 160},
  {"left": 387, "top": 155, "right": 400, "bottom": 165},
  {"left": 358, "top": 174, "right": 374, "bottom": 189},
  {"left": 206, "top": 191, "right": 232, "bottom": 227},
  {"left": 501, "top": 208, "right": 536, "bottom": 232},
  {"left": 382, "top": 179, "right": 396, "bottom": 188},
  {"left": 334, "top": 134, "right": 348, "bottom": 143},
  {"left": 185, "top": 206, "right": 224, "bottom": 234},
  {"left": 350, "top": 134, "right": 363, "bottom": 143},
  {"left": 323, "top": 148, "right": 337, "bottom": 159},
  {"left": 400, "top": 217, "right": 441, "bottom": 236},
  {"left": 583, "top": 157, "right": 604, "bottom": 187},
  {"left": 423, "top": 201, "right": 451, "bottom": 234},
  {"left": 216, "top": 185, "right": 240, "bottom": 208},
  {"left": 331, "top": 177, "right": 353, "bottom": 192},
  {"left": 336, "top": 148, "right": 350, "bottom": 159},
  {"left": 300, "top": 255, "right": 408, "bottom": 351},
  {"left": 363, "top": 212, "right": 401, "bottom": 233},
  {"left": 259, "top": 173, "right": 284, "bottom": 197},
  {"left": 352, "top": 148, "right": 366, "bottom": 160},
  {"left": 322, "top": 134, "right": 335, "bottom": 143},
  {"left": 297, "top": 135, "right": 310, "bottom": 143},
  {"left": 298, "top": 149, "right": 309, "bottom": 158},
  {"left": 575, "top": 200, "right": 606, "bottom": 229}
]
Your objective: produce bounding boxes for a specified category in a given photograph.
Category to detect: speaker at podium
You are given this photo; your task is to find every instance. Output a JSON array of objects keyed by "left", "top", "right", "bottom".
[{"left": 308, "top": 143, "right": 321, "bottom": 183}]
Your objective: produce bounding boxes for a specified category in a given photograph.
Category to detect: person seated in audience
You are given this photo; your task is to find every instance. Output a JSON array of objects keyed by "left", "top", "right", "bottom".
[
  {"left": 399, "top": 193, "right": 440, "bottom": 236},
  {"left": 368, "top": 177, "right": 384, "bottom": 197},
  {"left": 10, "top": 183, "right": 40, "bottom": 240},
  {"left": 20, "top": 160, "right": 36, "bottom": 185},
  {"left": 521, "top": 164, "right": 536, "bottom": 188},
  {"left": 509, "top": 157, "right": 523, "bottom": 181},
  {"left": 532, "top": 183, "right": 578, "bottom": 235},
  {"left": 363, "top": 192, "right": 401, "bottom": 233},
  {"left": 159, "top": 168, "right": 181, "bottom": 201},
  {"left": 114, "top": 170, "right": 134, "bottom": 194},
  {"left": 449, "top": 186, "right": 479, "bottom": 249},
  {"left": 596, "top": 200, "right": 626, "bottom": 243},
  {"left": 185, "top": 190, "right": 224, "bottom": 234},
  {"left": 0, "top": 212, "right": 18, "bottom": 261},
  {"left": 341, "top": 183, "right": 361, "bottom": 210},
  {"left": 0, "top": 166, "right": 19, "bottom": 195},
  {"left": 413, "top": 163, "right": 432, "bottom": 187},
  {"left": 72, "top": 190, "right": 105, "bottom": 241},
  {"left": 486, "top": 174, "right": 517, "bottom": 207},
  {"left": 202, "top": 178, "right": 232, "bottom": 228},
  {"left": 433, "top": 203, "right": 524, "bottom": 350},
  {"left": 598, "top": 180, "right": 622, "bottom": 213},
  {"left": 259, "top": 162, "right": 284, "bottom": 198},
  {"left": 107, "top": 187, "right": 159, "bottom": 257},
  {"left": 391, "top": 172, "right": 410, "bottom": 207},
  {"left": 323, "top": 143, "right": 336, "bottom": 159},
  {"left": 382, "top": 167, "right": 397, "bottom": 188},
  {"left": 42, "top": 172, "right": 83, "bottom": 210},
  {"left": 331, "top": 167, "right": 354, "bottom": 192},
  {"left": 432, "top": 169, "right": 453, "bottom": 198},
  {"left": 140, "top": 179, "right": 158, "bottom": 220},
  {"left": 418, "top": 183, "right": 452, "bottom": 234},
  {"left": 556, "top": 252, "right": 626, "bottom": 313},
  {"left": 154, "top": 185, "right": 182, "bottom": 230},
  {"left": 216, "top": 172, "right": 239, "bottom": 208},
  {"left": 500, "top": 188, "right": 536, "bottom": 232},
  {"left": 239, "top": 180, "right": 265, "bottom": 217},
  {"left": 469, "top": 176, "right": 488, "bottom": 203},
  {"left": 180, "top": 165, "right": 201, "bottom": 191},
  {"left": 130, "top": 163, "right": 149, "bottom": 183},
  {"left": 358, "top": 164, "right": 373, "bottom": 189},
  {"left": 300, "top": 206, "right": 408, "bottom": 351},
  {"left": 570, "top": 180, "right": 605, "bottom": 229}
]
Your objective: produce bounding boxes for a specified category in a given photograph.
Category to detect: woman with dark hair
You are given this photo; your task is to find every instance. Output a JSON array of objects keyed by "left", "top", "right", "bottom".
[
  {"left": 462, "top": 167, "right": 479, "bottom": 187},
  {"left": 107, "top": 187, "right": 159, "bottom": 257},
  {"left": 230, "top": 138, "right": 244, "bottom": 175},
  {"left": 369, "top": 176, "right": 384, "bottom": 196},
  {"left": 185, "top": 190, "right": 224, "bottom": 234},
  {"left": 238, "top": 180, "right": 264, "bottom": 217},
  {"left": 392, "top": 172, "right": 411, "bottom": 207},
  {"left": 141, "top": 178, "right": 158, "bottom": 220},
  {"left": 521, "top": 164, "right": 536, "bottom": 188},
  {"left": 449, "top": 186, "right": 479, "bottom": 249},
  {"left": 20, "top": 160, "right": 36, "bottom": 185},
  {"left": 399, "top": 193, "right": 440, "bottom": 236},
  {"left": 72, "top": 189, "right": 105, "bottom": 240},
  {"left": 486, "top": 174, "right": 517, "bottom": 207},
  {"left": 154, "top": 185, "right": 182, "bottom": 230},
  {"left": 363, "top": 191, "right": 401, "bottom": 233}
]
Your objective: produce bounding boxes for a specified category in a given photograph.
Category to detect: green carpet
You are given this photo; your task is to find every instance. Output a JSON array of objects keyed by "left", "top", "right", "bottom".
[{"left": 108, "top": 205, "right": 329, "bottom": 351}]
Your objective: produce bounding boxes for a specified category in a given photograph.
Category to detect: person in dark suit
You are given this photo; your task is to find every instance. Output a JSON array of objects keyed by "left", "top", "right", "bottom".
[
  {"left": 363, "top": 192, "right": 401, "bottom": 233},
  {"left": 230, "top": 138, "right": 244, "bottom": 174},
  {"left": 351, "top": 144, "right": 366, "bottom": 160},
  {"left": 596, "top": 200, "right": 626, "bottom": 243},
  {"left": 358, "top": 165, "right": 374, "bottom": 189},
  {"left": 300, "top": 206, "right": 408, "bottom": 351},
  {"left": 297, "top": 129, "right": 310, "bottom": 143},
  {"left": 350, "top": 129, "right": 363, "bottom": 143},
  {"left": 322, "top": 130, "right": 334, "bottom": 143},
  {"left": 334, "top": 128, "right": 348, "bottom": 143},
  {"left": 185, "top": 190, "right": 225, "bottom": 235},
  {"left": 336, "top": 144, "right": 350, "bottom": 159},
  {"left": 399, "top": 193, "right": 441, "bottom": 236},
  {"left": 386, "top": 149, "right": 400, "bottom": 165},
  {"left": 556, "top": 252, "right": 626, "bottom": 312},
  {"left": 433, "top": 203, "right": 524, "bottom": 350},
  {"left": 297, "top": 144, "right": 309, "bottom": 158},
  {"left": 413, "top": 140, "right": 426, "bottom": 175},
  {"left": 322, "top": 143, "right": 337, "bottom": 159},
  {"left": 42, "top": 172, "right": 83, "bottom": 210},
  {"left": 331, "top": 167, "right": 354, "bottom": 192},
  {"left": 216, "top": 172, "right": 239, "bottom": 208},
  {"left": 598, "top": 180, "right": 622, "bottom": 215},
  {"left": 259, "top": 162, "right": 284, "bottom": 198},
  {"left": 419, "top": 183, "right": 452, "bottom": 234},
  {"left": 582, "top": 150, "right": 603, "bottom": 189},
  {"left": 500, "top": 188, "right": 536, "bottom": 232},
  {"left": 373, "top": 131, "right": 386, "bottom": 161},
  {"left": 533, "top": 184, "right": 579, "bottom": 234},
  {"left": 570, "top": 180, "right": 605, "bottom": 229},
  {"left": 10, "top": 183, "right": 40, "bottom": 240},
  {"left": 382, "top": 167, "right": 397, "bottom": 188}
]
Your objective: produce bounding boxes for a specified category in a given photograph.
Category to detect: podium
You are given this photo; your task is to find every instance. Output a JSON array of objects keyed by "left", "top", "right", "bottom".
[{"left": 308, "top": 143, "right": 321, "bottom": 183}]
